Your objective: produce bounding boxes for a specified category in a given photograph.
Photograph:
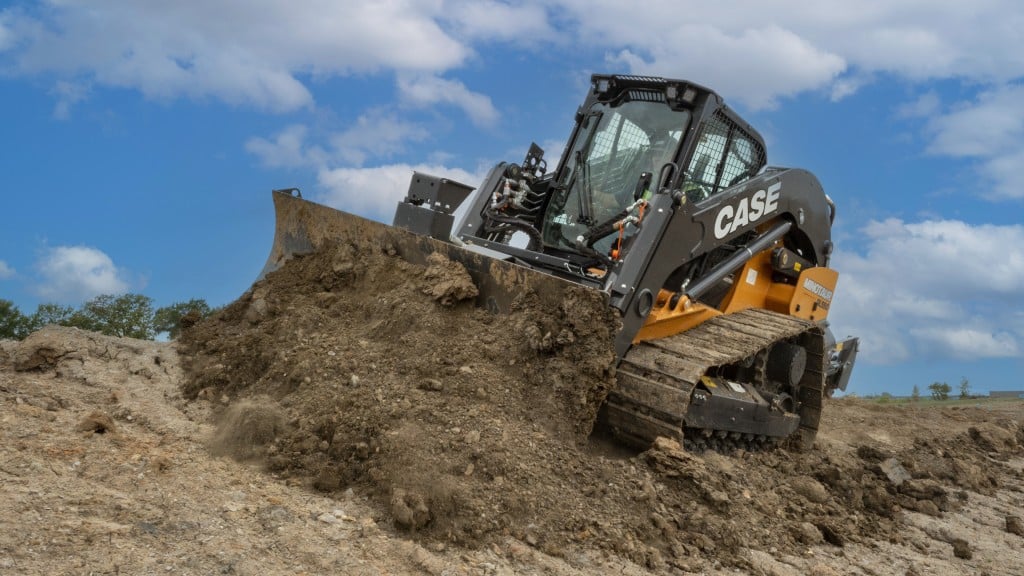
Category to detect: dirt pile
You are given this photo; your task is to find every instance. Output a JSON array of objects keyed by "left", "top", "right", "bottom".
[
  {"left": 179, "top": 239, "right": 631, "bottom": 548},
  {"left": 177, "top": 234, "right": 1024, "bottom": 572},
  {"left": 3, "top": 320, "right": 1023, "bottom": 574}
]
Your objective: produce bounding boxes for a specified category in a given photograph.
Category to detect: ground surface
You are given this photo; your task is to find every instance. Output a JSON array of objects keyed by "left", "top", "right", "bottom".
[{"left": 2, "top": 243, "right": 1023, "bottom": 575}]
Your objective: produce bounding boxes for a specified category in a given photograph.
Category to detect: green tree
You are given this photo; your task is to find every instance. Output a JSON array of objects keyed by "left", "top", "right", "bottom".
[
  {"left": 153, "top": 299, "right": 213, "bottom": 339},
  {"left": 27, "top": 302, "right": 76, "bottom": 332},
  {"left": 74, "top": 294, "right": 155, "bottom": 339},
  {"left": 911, "top": 384, "right": 920, "bottom": 402},
  {"left": 928, "top": 381, "right": 951, "bottom": 401},
  {"left": 959, "top": 377, "right": 971, "bottom": 399},
  {"left": 0, "top": 299, "right": 30, "bottom": 340}
]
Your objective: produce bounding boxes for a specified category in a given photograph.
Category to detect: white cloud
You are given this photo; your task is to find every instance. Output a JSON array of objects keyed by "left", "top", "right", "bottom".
[
  {"left": 4, "top": 1, "right": 469, "bottom": 112},
  {"left": 330, "top": 110, "right": 431, "bottom": 166},
  {"left": 0, "top": 13, "right": 15, "bottom": 52},
  {"left": 247, "top": 115, "right": 479, "bottom": 223},
  {"left": 4, "top": 1, "right": 1024, "bottom": 124},
  {"left": 830, "top": 218, "right": 1024, "bottom": 364},
  {"left": 248, "top": 112, "right": 432, "bottom": 170},
  {"left": 896, "top": 91, "right": 941, "bottom": 119},
  {"left": 920, "top": 84, "right": 1024, "bottom": 200},
  {"left": 50, "top": 80, "right": 90, "bottom": 120},
  {"left": 34, "top": 246, "right": 130, "bottom": 303},
  {"left": 442, "top": 0, "right": 556, "bottom": 42},
  {"left": 607, "top": 25, "right": 846, "bottom": 109},
  {"left": 245, "top": 124, "right": 324, "bottom": 169},
  {"left": 316, "top": 163, "right": 484, "bottom": 222},
  {"left": 397, "top": 74, "right": 499, "bottom": 127},
  {"left": 556, "top": 0, "right": 1024, "bottom": 107},
  {"left": 926, "top": 85, "right": 1024, "bottom": 158},
  {"left": 0, "top": 260, "right": 14, "bottom": 279}
]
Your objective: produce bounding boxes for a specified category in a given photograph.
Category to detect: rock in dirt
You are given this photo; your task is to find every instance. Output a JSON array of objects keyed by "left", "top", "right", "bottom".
[
  {"left": 816, "top": 523, "right": 845, "bottom": 547},
  {"left": 855, "top": 444, "right": 892, "bottom": 462},
  {"left": 1007, "top": 515, "right": 1024, "bottom": 537},
  {"left": 879, "top": 457, "right": 911, "bottom": 486},
  {"left": 968, "top": 425, "right": 1018, "bottom": 454},
  {"left": 793, "top": 521, "right": 824, "bottom": 544},
  {"left": 790, "top": 476, "right": 830, "bottom": 503},
  {"left": 899, "top": 479, "right": 947, "bottom": 508},
  {"left": 421, "top": 252, "right": 478, "bottom": 306},
  {"left": 391, "top": 489, "right": 431, "bottom": 530},
  {"left": 951, "top": 537, "right": 972, "bottom": 559}
]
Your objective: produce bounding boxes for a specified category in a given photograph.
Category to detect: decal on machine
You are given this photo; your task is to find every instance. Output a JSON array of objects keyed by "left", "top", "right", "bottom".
[
  {"left": 713, "top": 182, "right": 781, "bottom": 239},
  {"left": 802, "top": 277, "right": 834, "bottom": 302}
]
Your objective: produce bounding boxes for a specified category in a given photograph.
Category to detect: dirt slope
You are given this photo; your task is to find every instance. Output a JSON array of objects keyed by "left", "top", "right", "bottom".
[{"left": 2, "top": 240, "right": 1023, "bottom": 574}]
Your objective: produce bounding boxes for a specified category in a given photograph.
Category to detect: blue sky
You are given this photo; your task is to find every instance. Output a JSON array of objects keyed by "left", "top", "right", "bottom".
[{"left": 1, "top": 0, "right": 1022, "bottom": 396}]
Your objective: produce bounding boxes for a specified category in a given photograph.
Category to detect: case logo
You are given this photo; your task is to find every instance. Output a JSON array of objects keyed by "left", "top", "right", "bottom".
[{"left": 713, "top": 182, "right": 781, "bottom": 239}]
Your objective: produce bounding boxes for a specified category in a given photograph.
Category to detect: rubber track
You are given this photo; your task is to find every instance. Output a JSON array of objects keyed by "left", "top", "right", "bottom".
[{"left": 602, "top": 308, "right": 825, "bottom": 449}]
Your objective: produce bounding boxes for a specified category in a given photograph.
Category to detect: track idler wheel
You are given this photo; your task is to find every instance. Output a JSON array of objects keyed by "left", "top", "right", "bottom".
[{"left": 766, "top": 342, "right": 807, "bottom": 387}]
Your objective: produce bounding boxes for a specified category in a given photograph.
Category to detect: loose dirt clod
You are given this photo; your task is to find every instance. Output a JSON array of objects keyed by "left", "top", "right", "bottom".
[
  {"left": 75, "top": 410, "right": 116, "bottom": 435},
  {"left": 208, "top": 397, "right": 287, "bottom": 460},
  {"left": 1007, "top": 515, "right": 1024, "bottom": 537},
  {"left": 951, "top": 537, "right": 972, "bottom": 559}
]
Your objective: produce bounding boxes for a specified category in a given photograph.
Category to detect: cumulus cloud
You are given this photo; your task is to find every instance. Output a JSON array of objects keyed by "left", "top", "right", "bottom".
[
  {"left": 0, "top": 260, "right": 14, "bottom": 279},
  {"left": 442, "top": 0, "right": 557, "bottom": 42},
  {"left": 34, "top": 246, "right": 130, "bottom": 303},
  {"left": 922, "top": 84, "right": 1024, "bottom": 200},
  {"left": 829, "top": 218, "right": 1024, "bottom": 364},
  {"left": 0, "top": 12, "right": 15, "bottom": 52},
  {"left": 245, "top": 125, "right": 323, "bottom": 169},
  {"left": 2, "top": 1, "right": 468, "bottom": 112},
  {"left": 248, "top": 119, "right": 483, "bottom": 222},
  {"left": 607, "top": 24, "right": 846, "bottom": 109},
  {"left": 248, "top": 112, "right": 433, "bottom": 170},
  {"left": 397, "top": 75, "right": 499, "bottom": 127},
  {"left": 543, "top": 0, "right": 1024, "bottom": 113},
  {"left": 896, "top": 91, "right": 941, "bottom": 119},
  {"left": 330, "top": 110, "right": 431, "bottom": 166},
  {"left": 50, "top": 80, "right": 90, "bottom": 120},
  {"left": 4, "top": 1, "right": 1024, "bottom": 116}
]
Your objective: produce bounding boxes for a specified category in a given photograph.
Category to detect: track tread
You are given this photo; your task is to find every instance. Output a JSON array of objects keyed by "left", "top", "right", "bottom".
[{"left": 604, "top": 308, "right": 825, "bottom": 449}]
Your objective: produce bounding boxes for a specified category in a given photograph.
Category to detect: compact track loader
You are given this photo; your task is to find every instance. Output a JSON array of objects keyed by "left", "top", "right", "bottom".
[{"left": 263, "top": 74, "right": 858, "bottom": 450}]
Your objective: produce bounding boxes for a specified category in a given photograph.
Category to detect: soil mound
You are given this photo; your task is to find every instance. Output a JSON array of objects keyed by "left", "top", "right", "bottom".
[
  {"left": 180, "top": 238, "right": 630, "bottom": 550},
  {"left": 4, "top": 295, "right": 1023, "bottom": 573},
  {"left": 178, "top": 236, "right": 1024, "bottom": 571}
]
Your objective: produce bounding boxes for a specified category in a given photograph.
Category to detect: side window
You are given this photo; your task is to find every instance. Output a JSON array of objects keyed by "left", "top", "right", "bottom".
[
  {"left": 685, "top": 112, "right": 765, "bottom": 199},
  {"left": 721, "top": 135, "right": 759, "bottom": 188}
]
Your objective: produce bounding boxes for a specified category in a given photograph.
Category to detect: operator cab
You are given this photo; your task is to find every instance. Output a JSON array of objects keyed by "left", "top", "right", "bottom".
[
  {"left": 541, "top": 98, "right": 689, "bottom": 256},
  {"left": 450, "top": 74, "right": 768, "bottom": 283}
]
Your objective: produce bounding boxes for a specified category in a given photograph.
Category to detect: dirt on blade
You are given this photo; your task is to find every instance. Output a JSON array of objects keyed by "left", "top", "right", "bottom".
[{"left": 178, "top": 238, "right": 627, "bottom": 551}]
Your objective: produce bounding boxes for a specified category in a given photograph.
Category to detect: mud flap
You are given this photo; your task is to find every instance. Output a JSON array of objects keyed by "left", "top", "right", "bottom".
[
  {"left": 826, "top": 337, "right": 859, "bottom": 396},
  {"left": 260, "top": 190, "right": 606, "bottom": 315}
]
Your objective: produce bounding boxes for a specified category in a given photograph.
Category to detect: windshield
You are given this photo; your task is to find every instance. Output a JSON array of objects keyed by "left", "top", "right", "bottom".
[{"left": 541, "top": 100, "right": 689, "bottom": 254}]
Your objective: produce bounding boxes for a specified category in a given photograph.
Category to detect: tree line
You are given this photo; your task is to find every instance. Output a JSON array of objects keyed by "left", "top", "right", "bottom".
[
  {"left": 0, "top": 294, "right": 216, "bottom": 341},
  {"left": 910, "top": 377, "right": 972, "bottom": 401}
]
